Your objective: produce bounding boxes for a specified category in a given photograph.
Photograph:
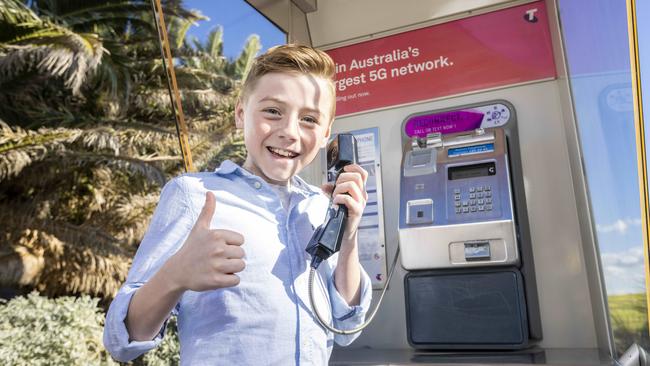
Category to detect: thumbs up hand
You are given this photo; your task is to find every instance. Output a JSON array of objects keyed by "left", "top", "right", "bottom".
[{"left": 166, "top": 192, "right": 245, "bottom": 292}]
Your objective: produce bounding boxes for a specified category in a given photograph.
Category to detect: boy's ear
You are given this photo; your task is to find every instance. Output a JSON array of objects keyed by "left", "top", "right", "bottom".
[{"left": 235, "top": 100, "right": 244, "bottom": 129}]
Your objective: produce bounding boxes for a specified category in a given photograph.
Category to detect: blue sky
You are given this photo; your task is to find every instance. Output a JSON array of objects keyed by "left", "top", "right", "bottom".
[{"left": 183, "top": 0, "right": 286, "bottom": 60}]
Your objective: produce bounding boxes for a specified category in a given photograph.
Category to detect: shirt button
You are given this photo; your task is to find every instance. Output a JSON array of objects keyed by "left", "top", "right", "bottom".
[{"left": 253, "top": 181, "right": 262, "bottom": 189}]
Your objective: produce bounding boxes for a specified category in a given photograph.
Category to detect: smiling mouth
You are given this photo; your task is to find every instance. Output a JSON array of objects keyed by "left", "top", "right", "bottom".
[{"left": 267, "top": 146, "right": 299, "bottom": 158}]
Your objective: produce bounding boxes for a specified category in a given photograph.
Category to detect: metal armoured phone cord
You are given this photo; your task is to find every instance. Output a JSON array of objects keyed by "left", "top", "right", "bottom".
[{"left": 307, "top": 245, "right": 400, "bottom": 335}]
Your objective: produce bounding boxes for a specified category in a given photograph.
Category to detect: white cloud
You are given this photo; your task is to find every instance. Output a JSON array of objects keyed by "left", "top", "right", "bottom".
[
  {"left": 596, "top": 218, "right": 642, "bottom": 235},
  {"left": 601, "top": 246, "right": 647, "bottom": 295}
]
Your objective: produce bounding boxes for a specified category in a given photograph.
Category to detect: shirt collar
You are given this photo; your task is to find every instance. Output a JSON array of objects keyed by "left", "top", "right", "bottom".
[
  {"left": 214, "top": 160, "right": 321, "bottom": 197},
  {"left": 214, "top": 159, "right": 240, "bottom": 176}
]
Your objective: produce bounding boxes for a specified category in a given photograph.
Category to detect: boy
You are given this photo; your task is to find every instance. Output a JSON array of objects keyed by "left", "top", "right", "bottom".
[{"left": 103, "top": 44, "right": 372, "bottom": 365}]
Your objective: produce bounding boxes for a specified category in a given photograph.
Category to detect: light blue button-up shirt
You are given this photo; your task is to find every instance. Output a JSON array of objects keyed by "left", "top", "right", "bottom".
[{"left": 103, "top": 160, "right": 372, "bottom": 365}]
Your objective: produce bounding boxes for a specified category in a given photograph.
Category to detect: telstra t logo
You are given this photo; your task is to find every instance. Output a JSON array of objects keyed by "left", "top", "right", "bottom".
[{"left": 524, "top": 8, "right": 539, "bottom": 23}]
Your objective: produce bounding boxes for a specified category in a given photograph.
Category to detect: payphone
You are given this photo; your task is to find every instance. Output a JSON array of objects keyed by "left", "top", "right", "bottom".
[{"left": 398, "top": 100, "right": 541, "bottom": 349}]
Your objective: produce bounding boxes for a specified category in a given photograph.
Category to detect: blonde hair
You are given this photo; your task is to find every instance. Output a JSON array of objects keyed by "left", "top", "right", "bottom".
[{"left": 239, "top": 44, "right": 337, "bottom": 121}]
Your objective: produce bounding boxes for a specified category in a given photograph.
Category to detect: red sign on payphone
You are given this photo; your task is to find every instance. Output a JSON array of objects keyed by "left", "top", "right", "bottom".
[{"left": 326, "top": 1, "right": 556, "bottom": 117}]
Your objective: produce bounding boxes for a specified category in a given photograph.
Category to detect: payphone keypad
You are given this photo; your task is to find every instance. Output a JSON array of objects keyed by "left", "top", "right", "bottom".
[{"left": 454, "top": 185, "right": 494, "bottom": 215}]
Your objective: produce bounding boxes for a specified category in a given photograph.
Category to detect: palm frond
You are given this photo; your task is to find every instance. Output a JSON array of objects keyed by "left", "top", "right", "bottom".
[
  {"left": 227, "top": 34, "right": 260, "bottom": 79},
  {"left": 48, "top": 0, "right": 204, "bottom": 23},
  {"left": 168, "top": 14, "right": 206, "bottom": 50},
  {"left": 0, "top": 121, "right": 184, "bottom": 182},
  {"left": 0, "top": 210, "right": 131, "bottom": 298},
  {"left": 0, "top": 19, "right": 105, "bottom": 95},
  {"left": 0, "top": 121, "right": 81, "bottom": 180},
  {"left": 111, "top": 192, "right": 159, "bottom": 245},
  {"left": 77, "top": 127, "right": 121, "bottom": 155},
  {"left": 55, "top": 150, "right": 175, "bottom": 186},
  {"left": 207, "top": 26, "right": 223, "bottom": 59},
  {"left": 205, "top": 135, "right": 246, "bottom": 170},
  {"left": 0, "top": 0, "right": 41, "bottom": 27},
  {"left": 190, "top": 35, "right": 203, "bottom": 52}
]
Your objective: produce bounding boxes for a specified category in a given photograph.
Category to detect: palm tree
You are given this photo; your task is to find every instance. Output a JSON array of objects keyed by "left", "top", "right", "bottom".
[
  {"left": 0, "top": 0, "right": 261, "bottom": 300},
  {"left": 0, "top": 0, "right": 206, "bottom": 126}
]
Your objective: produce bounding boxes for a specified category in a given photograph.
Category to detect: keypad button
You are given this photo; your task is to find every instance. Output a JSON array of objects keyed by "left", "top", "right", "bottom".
[
  {"left": 486, "top": 204, "right": 493, "bottom": 211},
  {"left": 469, "top": 193, "right": 476, "bottom": 199},
  {"left": 478, "top": 199, "right": 484, "bottom": 205},
  {"left": 462, "top": 201, "right": 469, "bottom": 206},
  {"left": 454, "top": 194, "right": 461, "bottom": 200},
  {"left": 455, "top": 201, "right": 461, "bottom": 207},
  {"left": 469, "top": 187, "right": 475, "bottom": 193},
  {"left": 477, "top": 186, "right": 483, "bottom": 192},
  {"left": 462, "top": 207, "right": 469, "bottom": 213},
  {"left": 455, "top": 207, "right": 461, "bottom": 214},
  {"left": 477, "top": 192, "right": 484, "bottom": 198},
  {"left": 470, "top": 206, "right": 477, "bottom": 212},
  {"left": 486, "top": 198, "right": 492, "bottom": 204},
  {"left": 485, "top": 186, "right": 491, "bottom": 191},
  {"left": 470, "top": 199, "right": 476, "bottom": 205},
  {"left": 478, "top": 205, "right": 485, "bottom": 211},
  {"left": 454, "top": 188, "right": 461, "bottom": 194},
  {"left": 486, "top": 191, "right": 492, "bottom": 197}
]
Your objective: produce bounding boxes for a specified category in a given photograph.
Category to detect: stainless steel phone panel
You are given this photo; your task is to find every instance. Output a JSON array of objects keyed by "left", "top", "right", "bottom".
[
  {"left": 399, "top": 220, "right": 519, "bottom": 270},
  {"left": 398, "top": 104, "right": 519, "bottom": 270}
]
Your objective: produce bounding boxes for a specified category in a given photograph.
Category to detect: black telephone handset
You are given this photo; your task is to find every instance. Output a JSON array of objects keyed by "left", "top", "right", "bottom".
[
  {"left": 306, "top": 133, "right": 358, "bottom": 269},
  {"left": 305, "top": 133, "right": 397, "bottom": 335}
]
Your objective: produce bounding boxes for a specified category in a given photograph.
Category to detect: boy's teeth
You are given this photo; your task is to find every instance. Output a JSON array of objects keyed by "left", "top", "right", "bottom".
[{"left": 269, "top": 147, "right": 298, "bottom": 158}]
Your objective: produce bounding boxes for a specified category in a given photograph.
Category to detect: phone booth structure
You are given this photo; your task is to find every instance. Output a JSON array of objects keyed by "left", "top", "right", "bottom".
[{"left": 246, "top": 0, "right": 648, "bottom": 364}]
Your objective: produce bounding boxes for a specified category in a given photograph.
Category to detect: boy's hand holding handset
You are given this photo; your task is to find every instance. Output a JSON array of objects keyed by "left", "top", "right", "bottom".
[
  {"left": 165, "top": 192, "right": 245, "bottom": 292},
  {"left": 321, "top": 164, "right": 369, "bottom": 243}
]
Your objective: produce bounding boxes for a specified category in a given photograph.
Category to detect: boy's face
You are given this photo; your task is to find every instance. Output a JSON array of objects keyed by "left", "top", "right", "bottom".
[{"left": 235, "top": 72, "right": 333, "bottom": 185}]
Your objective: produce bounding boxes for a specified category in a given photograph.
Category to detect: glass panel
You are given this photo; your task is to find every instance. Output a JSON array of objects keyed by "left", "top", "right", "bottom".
[{"left": 558, "top": 0, "right": 649, "bottom": 354}]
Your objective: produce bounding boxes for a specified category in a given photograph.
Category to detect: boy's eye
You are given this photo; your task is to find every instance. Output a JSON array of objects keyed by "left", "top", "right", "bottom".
[
  {"left": 302, "top": 115, "right": 319, "bottom": 124},
  {"left": 263, "top": 108, "right": 281, "bottom": 116}
]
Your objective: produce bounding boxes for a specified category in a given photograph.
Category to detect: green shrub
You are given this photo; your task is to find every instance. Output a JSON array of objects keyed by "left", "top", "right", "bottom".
[
  {"left": 142, "top": 316, "right": 180, "bottom": 366},
  {"left": 0, "top": 292, "right": 116, "bottom": 366},
  {"left": 0, "top": 292, "right": 182, "bottom": 365}
]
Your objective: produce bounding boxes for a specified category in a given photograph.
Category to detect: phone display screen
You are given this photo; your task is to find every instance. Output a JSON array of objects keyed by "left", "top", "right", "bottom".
[{"left": 448, "top": 162, "right": 496, "bottom": 180}]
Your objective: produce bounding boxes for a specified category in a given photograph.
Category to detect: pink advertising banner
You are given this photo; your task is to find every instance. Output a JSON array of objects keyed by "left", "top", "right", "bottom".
[{"left": 326, "top": 1, "right": 556, "bottom": 117}]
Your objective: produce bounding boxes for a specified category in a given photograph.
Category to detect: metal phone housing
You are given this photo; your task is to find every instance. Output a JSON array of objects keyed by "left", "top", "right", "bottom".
[{"left": 399, "top": 126, "right": 517, "bottom": 269}]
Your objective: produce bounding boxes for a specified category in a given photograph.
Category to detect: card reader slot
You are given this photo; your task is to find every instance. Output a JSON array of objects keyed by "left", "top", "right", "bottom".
[
  {"left": 444, "top": 131, "right": 495, "bottom": 147},
  {"left": 447, "top": 238, "right": 510, "bottom": 265},
  {"left": 464, "top": 241, "right": 491, "bottom": 261}
]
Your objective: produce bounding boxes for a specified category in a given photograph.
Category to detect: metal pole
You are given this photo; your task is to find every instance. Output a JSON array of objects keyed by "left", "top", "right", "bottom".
[{"left": 150, "top": 0, "right": 194, "bottom": 172}]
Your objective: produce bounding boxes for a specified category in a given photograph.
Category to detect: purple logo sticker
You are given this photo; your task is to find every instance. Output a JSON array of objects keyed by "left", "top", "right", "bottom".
[{"left": 404, "top": 110, "right": 484, "bottom": 138}]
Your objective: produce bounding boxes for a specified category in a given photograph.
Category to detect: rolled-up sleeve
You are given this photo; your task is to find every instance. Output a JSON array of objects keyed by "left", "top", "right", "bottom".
[
  {"left": 103, "top": 177, "right": 196, "bottom": 362},
  {"left": 325, "top": 258, "right": 373, "bottom": 346}
]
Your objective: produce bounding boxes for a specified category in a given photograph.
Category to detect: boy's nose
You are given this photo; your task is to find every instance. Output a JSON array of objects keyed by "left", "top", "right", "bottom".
[{"left": 277, "top": 117, "right": 300, "bottom": 141}]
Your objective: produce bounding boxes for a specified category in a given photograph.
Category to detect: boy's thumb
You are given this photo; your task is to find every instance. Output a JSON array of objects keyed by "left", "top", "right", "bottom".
[{"left": 197, "top": 191, "right": 216, "bottom": 228}]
